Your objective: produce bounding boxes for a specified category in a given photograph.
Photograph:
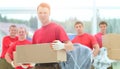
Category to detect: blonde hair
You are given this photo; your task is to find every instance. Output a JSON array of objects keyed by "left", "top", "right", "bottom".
[{"left": 37, "top": 2, "right": 50, "bottom": 12}]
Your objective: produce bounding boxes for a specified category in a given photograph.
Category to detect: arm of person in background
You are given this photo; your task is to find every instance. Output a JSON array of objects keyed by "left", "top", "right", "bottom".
[
  {"left": 93, "top": 44, "right": 100, "bottom": 57},
  {"left": 5, "top": 53, "right": 16, "bottom": 67},
  {"left": 5, "top": 44, "right": 20, "bottom": 68},
  {"left": 91, "top": 35, "right": 100, "bottom": 57},
  {"left": 5, "top": 53, "right": 12, "bottom": 64},
  {"left": 2, "top": 37, "right": 10, "bottom": 53}
]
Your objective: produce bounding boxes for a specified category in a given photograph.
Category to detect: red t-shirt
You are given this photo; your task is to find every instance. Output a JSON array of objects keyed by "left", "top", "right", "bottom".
[
  {"left": 72, "top": 33, "right": 97, "bottom": 49},
  {"left": 32, "top": 22, "right": 69, "bottom": 44},
  {"left": 7, "top": 39, "right": 31, "bottom": 60},
  {"left": 0, "top": 36, "right": 18, "bottom": 58},
  {"left": 95, "top": 32, "right": 103, "bottom": 48},
  {"left": 16, "top": 66, "right": 33, "bottom": 69}
]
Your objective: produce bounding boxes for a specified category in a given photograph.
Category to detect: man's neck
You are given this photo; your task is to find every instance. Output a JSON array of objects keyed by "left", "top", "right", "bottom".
[
  {"left": 19, "top": 38, "right": 25, "bottom": 41},
  {"left": 78, "top": 32, "right": 84, "bottom": 35},
  {"left": 101, "top": 31, "right": 106, "bottom": 35},
  {"left": 10, "top": 35, "right": 16, "bottom": 38},
  {"left": 42, "top": 20, "right": 50, "bottom": 26}
]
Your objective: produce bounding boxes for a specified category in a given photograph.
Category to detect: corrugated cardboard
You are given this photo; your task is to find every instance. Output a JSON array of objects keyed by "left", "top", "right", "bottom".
[
  {"left": 103, "top": 34, "right": 120, "bottom": 60},
  {"left": 13, "top": 52, "right": 17, "bottom": 64},
  {"left": 15, "top": 43, "right": 66, "bottom": 63}
]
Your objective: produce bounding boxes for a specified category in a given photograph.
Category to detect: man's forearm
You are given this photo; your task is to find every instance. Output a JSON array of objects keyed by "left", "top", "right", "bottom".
[
  {"left": 64, "top": 41, "right": 74, "bottom": 51},
  {"left": 5, "top": 53, "right": 12, "bottom": 64},
  {"left": 93, "top": 44, "right": 100, "bottom": 57}
]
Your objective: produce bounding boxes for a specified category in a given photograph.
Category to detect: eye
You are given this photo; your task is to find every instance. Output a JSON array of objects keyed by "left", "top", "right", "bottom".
[
  {"left": 18, "top": 32, "right": 21, "bottom": 34},
  {"left": 39, "top": 12, "right": 42, "bottom": 14},
  {"left": 76, "top": 26, "right": 79, "bottom": 28}
]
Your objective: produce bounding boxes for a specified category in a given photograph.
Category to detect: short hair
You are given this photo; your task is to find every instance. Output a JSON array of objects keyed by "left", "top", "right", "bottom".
[
  {"left": 99, "top": 21, "right": 108, "bottom": 26},
  {"left": 18, "top": 27, "right": 27, "bottom": 33},
  {"left": 37, "top": 2, "right": 50, "bottom": 12},
  {"left": 74, "top": 21, "right": 83, "bottom": 27},
  {"left": 9, "top": 25, "right": 17, "bottom": 29}
]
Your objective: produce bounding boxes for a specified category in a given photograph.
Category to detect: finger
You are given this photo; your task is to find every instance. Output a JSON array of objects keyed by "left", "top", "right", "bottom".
[
  {"left": 50, "top": 45, "right": 55, "bottom": 50},
  {"left": 52, "top": 45, "right": 58, "bottom": 50},
  {"left": 52, "top": 45, "right": 57, "bottom": 48},
  {"left": 53, "top": 40, "right": 59, "bottom": 43},
  {"left": 51, "top": 43, "right": 56, "bottom": 45},
  {"left": 21, "top": 65, "right": 28, "bottom": 68}
]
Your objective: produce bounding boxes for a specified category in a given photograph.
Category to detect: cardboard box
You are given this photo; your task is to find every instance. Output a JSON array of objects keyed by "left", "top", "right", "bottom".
[
  {"left": 103, "top": 34, "right": 120, "bottom": 60},
  {"left": 15, "top": 43, "right": 66, "bottom": 63},
  {"left": 13, "top": 52, "right": 17, "bottom": 64}
]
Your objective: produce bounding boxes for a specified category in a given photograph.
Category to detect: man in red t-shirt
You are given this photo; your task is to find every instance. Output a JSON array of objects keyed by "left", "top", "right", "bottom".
[
  {"left": 0, "top": 25, "right": 18, "bottom": 69},
  {"left": 32, "top": 2, "right": 73, "bottom": 69},
  {"left": 5, "top": 27, "right": 32, "bottom": 69},
  {"left": 72, "top": 21, "right": 99, "bottom": 57},
  {"left": 95, "top": 21, "right": 108, "bottom": 48}
]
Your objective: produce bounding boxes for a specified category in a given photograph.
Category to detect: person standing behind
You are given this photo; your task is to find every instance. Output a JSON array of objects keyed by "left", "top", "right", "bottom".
[
  {"left": 72, "top": 21, "right": 99, "bottom": 57},
  {"left": 5, "top": 27, "right": 32, "bottom": 69},
  {"left": 95, "top": 21, "right": 108, "bottom": 48},
  {"left": 0, "top": 25, "right": 18, "bottom": 69},
  {"left": 32, "top": 2, "right": 73, "bottom": 69}
]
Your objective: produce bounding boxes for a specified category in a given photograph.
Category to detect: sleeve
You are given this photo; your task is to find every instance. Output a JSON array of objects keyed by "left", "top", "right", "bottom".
[
  {"left": 91, "top": 35, "right": 98, "bottom": 46},
  {"left": 1, "top": 37, "right": 10, "bottom": 57},
  {"left": 2, "top": 37, "right": 10, "bottom": 49},
  {"left": 32, "top": 31, "right": 36, "bottom": 44},
  {"left": 94, "top": 34, "right": 98, "bottom": 41},
  {"left": 7, "top": 43, "right": 16, "bottom": 59},
  {"left": 72, "top": 37, "right": 76, "bottom": 43},
  {"left": 56, "top": 25, "right": 69, "bottom": 42}
]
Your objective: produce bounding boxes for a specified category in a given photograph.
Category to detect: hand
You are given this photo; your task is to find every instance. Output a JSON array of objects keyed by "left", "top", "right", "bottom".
[
  {"left": 52, "top": 40, "right": 65, "bottom": 50},
  {"left": 21, "top": 64, "right": 29, "bottom": 69},
  {"left": 11, "top": 61, "right": 15, "bottom": 68},
  {"left": 11, "top": 61, "right": 21, "bottom": 68},
  {"left": 93, "top": 51, "right": 98, "bottom": 57},
  {"left": 91, "top": 54, "right": 95, "bottom": 63},
  {"left": 21, "top": 63, "right": 35, "bottom": 68}
]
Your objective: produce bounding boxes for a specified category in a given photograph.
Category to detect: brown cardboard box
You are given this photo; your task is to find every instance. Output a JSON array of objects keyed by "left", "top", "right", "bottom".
[
  {"left": 14, "top": 43, "right": 66, "bottom": 63},
  {"left": 103, "top": 34, "right": 120, "bottom": 60},
  {"left": 13, "top": 52, "right": 17, "bottom": 63}
]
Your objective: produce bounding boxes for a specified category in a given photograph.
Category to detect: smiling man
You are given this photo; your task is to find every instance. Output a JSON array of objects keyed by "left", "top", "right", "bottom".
[
  {"left": 95, "top": 21, "right": 108, "bottom": 48},
  {"left": 32, "top": 2, "right": 73, "bottom": 69}
]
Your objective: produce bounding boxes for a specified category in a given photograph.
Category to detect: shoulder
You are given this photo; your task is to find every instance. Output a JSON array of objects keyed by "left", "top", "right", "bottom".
[
  {"left": 3, "top": 36, "right": 9, "bottom": 39},
  {"left": 84, "top": 33, "right": 92, "bottom": 37},
  {"left": 2, "top": 36, "right": 10, "bottom": 41},
  {"left": 84, "top": 33, "right": 94, "bottom": 39},
  {"left": 95, "top": 32, "right": 101, "bottom": 37},
  {"left": 72, "top": 35, "right": 79, "bottom": 40},
  {"left": 50, "top": 22, "right": 62, "bottom": 28},
  {"left": 33, "top": 29, "right": 40, "bottom": 36},
  {"left": 34, "top": 29, "right": 40, "bottom": 33},
  {"left": 50, "top": 22, "right": 65, "bottom": 32},
  {"left": 50, "top": 22, "right": 62, "bottom": 27}
]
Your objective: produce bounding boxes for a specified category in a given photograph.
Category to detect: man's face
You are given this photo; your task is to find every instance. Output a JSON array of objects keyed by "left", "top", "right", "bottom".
[
  {"left": 37, "top": 7, "right": 50, "bottom": 24},
  {"left": 99, "top": 24, "right": 107, "bottom": 33},
  {"left": 9, "top": 27, "right": 17, "bottom": 37},
  {"left": 75, "top": 24, "right": 84, "bottom": 34},
  {"left": 18, "top": 28, "right": 26, "bottom": 39}
]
